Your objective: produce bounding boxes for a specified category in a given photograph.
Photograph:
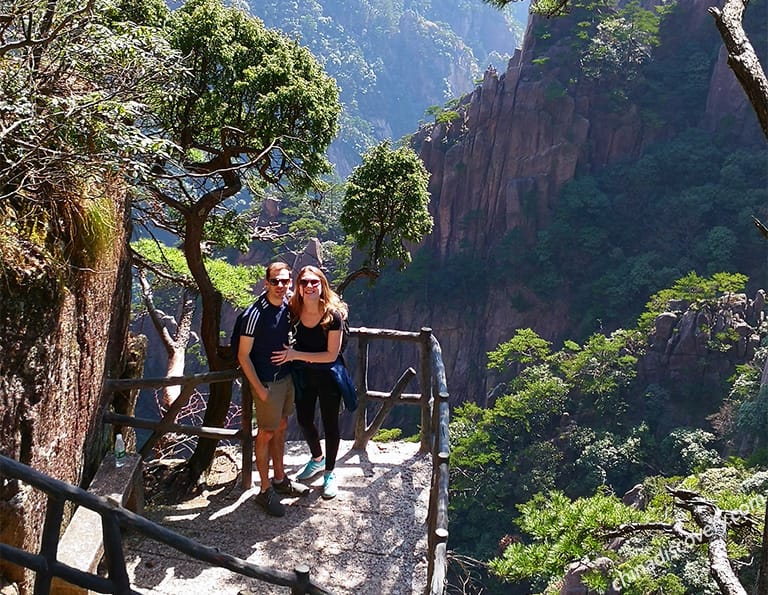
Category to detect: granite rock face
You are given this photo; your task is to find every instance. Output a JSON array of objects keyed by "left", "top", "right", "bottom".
[
  {"left": 641, "top": 290, "right": 765, "bottom": 385},
  {"left": 363, "top": 0, "right": 764, "bottom": 407},
  {"left": 413, "top": 0, "right": 757, "bottom": 264},
  {"left": 0, "top": 189, "right": 134, "bottom": 592}
]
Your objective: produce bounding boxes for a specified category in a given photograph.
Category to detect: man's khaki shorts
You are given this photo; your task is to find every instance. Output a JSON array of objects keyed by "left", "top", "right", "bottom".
[{"left": 253, "top": 375, "right": 295, "bottom": 431}]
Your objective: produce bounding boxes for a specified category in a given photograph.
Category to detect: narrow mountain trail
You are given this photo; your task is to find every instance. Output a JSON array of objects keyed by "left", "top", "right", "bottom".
[{"left": 124, "top": 440, "right": 432, "bottom": 594}]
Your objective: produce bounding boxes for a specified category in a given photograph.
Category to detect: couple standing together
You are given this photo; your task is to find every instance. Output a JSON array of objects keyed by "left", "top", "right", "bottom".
[{"left": 237, "top": 261, "right": 349, "bottom": 517}]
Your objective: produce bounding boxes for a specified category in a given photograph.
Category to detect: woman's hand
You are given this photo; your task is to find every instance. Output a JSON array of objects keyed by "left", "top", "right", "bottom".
[{"left": 271, "top": 344, "right": 294, "bottom": 365}]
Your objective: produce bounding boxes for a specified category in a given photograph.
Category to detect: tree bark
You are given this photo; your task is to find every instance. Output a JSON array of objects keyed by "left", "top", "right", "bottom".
[
  {"left": 708, "top": 0, "right": 768, "bottom": 140},
  {"left": 163, "top": 289, "right": 197, "bottom": 406},
  {"left": 607, "top": 488, "right": 754, "bottom": 595},
  {"left": 669, "top": 488, "right": 748, "bottom": 595},
  {"left": 138, "top": 270, "right": 197, "bottom": 406},
  {"left": 182, "top": 156, "right": 241, "bottom": 484}
]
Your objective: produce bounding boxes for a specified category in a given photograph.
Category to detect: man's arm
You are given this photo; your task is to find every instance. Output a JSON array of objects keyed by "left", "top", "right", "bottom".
[{"left": 238, "top": 335, "right": 268, "bottom": 402}]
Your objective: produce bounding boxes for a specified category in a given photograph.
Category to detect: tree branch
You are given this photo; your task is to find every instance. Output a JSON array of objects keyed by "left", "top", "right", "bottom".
[
  {"left": 603, "top": 487, "right": 758, "bottom": 595},
  {"left": 130, "top": 249, "right": 197, "bottom": 289},
  {"left": 709, "top": 0, "right": 768, "bottom": 139},
  {"left": 667, "top": 487, "right": 749, "bottom": 595},
  {"left": 603, "top": 520, "right": 700, "bottom": 542},
  {"left": 137, "top": 268, "right": 176, "bottom": 356},
  {"left": 0, "top": 0, "right": 96, "bottom": 57},
  {"left": 336, "top": 266, "right": 380, "bottom": 295}
]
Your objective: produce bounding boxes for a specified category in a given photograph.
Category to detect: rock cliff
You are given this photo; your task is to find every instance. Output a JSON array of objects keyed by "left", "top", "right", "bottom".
[
  {"left": 638, "top": 289, "right": 766, "bottom": 433},
  {"left": 414, "top": 0, "right": 758, "bottom": 263},
  {"left": 0, "top": 189, "right": 135, "bottom": 591},
  {"left": 352, "top": 0, "right": 765, "bottom": 408}
]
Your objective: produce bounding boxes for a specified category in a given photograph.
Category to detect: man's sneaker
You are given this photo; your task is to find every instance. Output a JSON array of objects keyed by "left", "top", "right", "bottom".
[
  {"left": 296, "top": 457, "right": 325, "bottom": 481},
  {"left": 254, "top": 487, "right": 285, "bottom": 517},
  {"left": 322, "top": 472, "right": 337, "bottom": 500},
  {"left": 272, "top": 477, "right": 310, "bottom": 497}
]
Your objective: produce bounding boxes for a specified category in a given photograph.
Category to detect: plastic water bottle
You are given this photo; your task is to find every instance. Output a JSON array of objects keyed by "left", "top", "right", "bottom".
[{"left": 115, "top": 433, "right": 126, "bottom": 467}]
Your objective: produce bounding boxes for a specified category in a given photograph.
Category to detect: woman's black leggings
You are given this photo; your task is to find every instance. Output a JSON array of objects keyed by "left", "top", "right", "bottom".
[{"left": 295, "top": 370, "right": 341, "bottom": 471}]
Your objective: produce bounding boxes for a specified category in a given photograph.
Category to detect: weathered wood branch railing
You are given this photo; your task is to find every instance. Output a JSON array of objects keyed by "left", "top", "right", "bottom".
[
  {"left": 349, "top": 327, "right": 450, "bottom": 594},
  {"left": 2, "top": 326, "right": 450, "bottom": 594},
  {"left": 0, "top": 455, "right": 333, "bottom": 595}
]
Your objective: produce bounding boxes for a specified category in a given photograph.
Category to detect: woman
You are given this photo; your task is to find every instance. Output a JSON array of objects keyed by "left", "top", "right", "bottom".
[{"left": 271, "top": 265, "right": 348, "bottom": 499}]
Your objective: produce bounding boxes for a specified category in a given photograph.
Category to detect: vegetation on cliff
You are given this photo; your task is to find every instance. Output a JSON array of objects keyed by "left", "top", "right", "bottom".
[
  {"left": 0, "top": 0, "right": 177, "bottom": 286},
  {"left": 449, "top": 272, "right": 767, "bottom": 593},
  {"left": 487, "top": 0, "right": 768, "bottom": 138},
  {"left": 531, "top": 132, "right": 767, "bottom": 337}
]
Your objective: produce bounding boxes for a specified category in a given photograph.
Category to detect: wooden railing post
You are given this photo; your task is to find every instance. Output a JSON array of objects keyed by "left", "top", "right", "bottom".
[
  {"left": 101, "top": 505, "right": 132, "bottom": 594},
  {"left": 241, "top": 378, "right": 253, "bottom": 490},
  {"left": 291, "top": 564, "right": 310, "bottom": 594},
  {"left": 426, "top": 332, "right": 450, "bottom": 595},
  {"left": 352, "top": 333, "right": 370, "bottom": 450},
  {"left": 419, "top": 327, "right": 433, "bottom": 453},
  {"left": 35, "top": 494, "right": 65, "bottom": 595},
  {"left": 426, "top": 396, "right": 450, "bottom": 595}
]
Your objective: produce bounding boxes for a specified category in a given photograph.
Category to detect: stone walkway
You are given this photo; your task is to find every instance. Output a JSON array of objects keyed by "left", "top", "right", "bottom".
[{"left": 124, "top": 440, "right": 432, "bottom": 594}]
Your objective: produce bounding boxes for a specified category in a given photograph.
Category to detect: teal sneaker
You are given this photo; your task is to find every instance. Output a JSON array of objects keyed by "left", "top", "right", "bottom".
[
  {"left": 322, "top": 471, "right": 337, "bottom": 499},
  {"left": 296, "top": 457, "right": 325, "bottom": 481}
]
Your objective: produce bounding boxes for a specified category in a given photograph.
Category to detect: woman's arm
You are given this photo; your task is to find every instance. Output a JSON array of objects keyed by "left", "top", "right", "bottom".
[{"left": 272, "top": 329, "right": 342, "bottom": 365}]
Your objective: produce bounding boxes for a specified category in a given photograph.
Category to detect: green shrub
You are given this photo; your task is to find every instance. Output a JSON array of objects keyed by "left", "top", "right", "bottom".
[{"left": 372, "top": 427, "right": 402, "bottom": 442}]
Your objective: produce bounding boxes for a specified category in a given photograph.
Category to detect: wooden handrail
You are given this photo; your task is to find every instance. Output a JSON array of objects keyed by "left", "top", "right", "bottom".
[
  {"left": 104, "top": 369, "right": 239, "bottom": 391},
  {"left": 98, "top": 325, "right": 451, "bottom": 594},
  {"left": 0, "top": 455, "right": 334, "bottom": 595},
  {"left": 426, "top": 332, "right": 451, "bottom": 595},
  {"left": 104, "top": 412, "right": 241, "bottom": 439}
]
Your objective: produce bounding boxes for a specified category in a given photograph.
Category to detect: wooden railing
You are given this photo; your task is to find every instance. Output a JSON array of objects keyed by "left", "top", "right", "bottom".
[
  {"left": 102, "top": 369, "right": 250, "bottom": 485},
  {"left": 348, "top": 327, "right": 450, "bottom": 594},
  {"left": 2, "top": 326, "right": 451, "bottom": 594},
  {"left": 0, "top": 455, "right": 333, "bottom": 595},
  {"left": 426, "top": 333, "right": 451, "bottom": 595}
]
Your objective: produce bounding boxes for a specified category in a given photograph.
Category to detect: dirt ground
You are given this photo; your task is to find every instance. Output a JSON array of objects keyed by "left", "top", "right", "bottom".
[{"left": 124, "top": 439, "right": 432, "bottom": 594}]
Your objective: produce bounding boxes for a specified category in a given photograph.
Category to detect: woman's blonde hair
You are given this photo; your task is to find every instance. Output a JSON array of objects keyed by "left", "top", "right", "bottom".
[{"left": 290, "top": 265, "right": 348, "bottom": 329}]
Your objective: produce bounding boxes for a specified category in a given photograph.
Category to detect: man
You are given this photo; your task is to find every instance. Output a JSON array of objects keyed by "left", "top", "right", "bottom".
[{"left": 237, "top": 261, "right": 309, "bottom": 516}]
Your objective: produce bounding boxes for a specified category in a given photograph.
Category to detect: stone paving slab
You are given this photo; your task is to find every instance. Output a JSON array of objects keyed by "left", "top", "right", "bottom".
[{"left": 124, "top": 440, "right": 432, "bottom": 594}]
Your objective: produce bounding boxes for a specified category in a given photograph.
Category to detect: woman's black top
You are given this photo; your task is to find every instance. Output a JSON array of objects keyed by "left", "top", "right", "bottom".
[
  {"left": 293, "top": 310, "right": 343, "bottom": 392},
  {"left": 294, "top": 310, "right": 342, "bottom": 352}
]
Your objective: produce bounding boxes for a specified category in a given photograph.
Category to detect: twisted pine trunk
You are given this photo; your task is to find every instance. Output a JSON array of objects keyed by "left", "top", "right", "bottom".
[
  {"left": 755, "top": 357, "right": 768, "bottom": 595},
  {"left": 709, "top": 0, "right": 768, "bottom": 139}
]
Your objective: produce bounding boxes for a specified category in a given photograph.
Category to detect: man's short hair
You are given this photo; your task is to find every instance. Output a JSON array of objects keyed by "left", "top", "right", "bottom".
[{"left": 265, "top": 261, "right": 291, "bottom": 280}]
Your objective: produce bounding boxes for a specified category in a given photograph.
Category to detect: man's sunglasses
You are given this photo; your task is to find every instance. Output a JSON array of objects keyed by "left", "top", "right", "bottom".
[
  {"left": 267, "top": 278, "right": 291, "bottom": 286},
  {"left": 299, "top": 278, "right": 321, "bottom": 287}
]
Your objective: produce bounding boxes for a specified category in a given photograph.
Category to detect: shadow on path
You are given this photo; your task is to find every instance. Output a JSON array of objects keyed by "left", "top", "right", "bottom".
[{"left": 125, "top": 440, "right": 431, "bottom": 595}]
